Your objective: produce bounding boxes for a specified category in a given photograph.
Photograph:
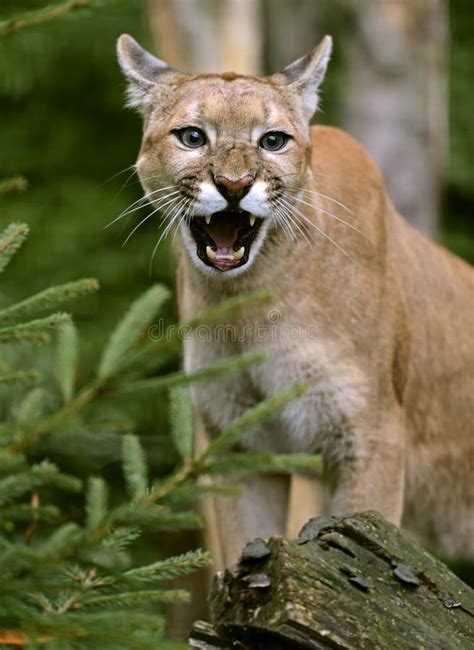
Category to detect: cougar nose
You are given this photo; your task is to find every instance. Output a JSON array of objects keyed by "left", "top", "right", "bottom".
[{"left": 214, "top": 173, "right": 254, "bottom": 203}]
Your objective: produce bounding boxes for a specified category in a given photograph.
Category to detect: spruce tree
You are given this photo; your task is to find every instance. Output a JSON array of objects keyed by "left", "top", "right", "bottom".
[{"left": 0, "top": 217, "right": 320, "bottom": 647}]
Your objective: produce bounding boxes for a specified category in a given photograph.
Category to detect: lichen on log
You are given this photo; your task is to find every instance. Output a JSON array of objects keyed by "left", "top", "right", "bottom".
[{"left": 190, "top": 511, "right": 474, "bottom": 649}]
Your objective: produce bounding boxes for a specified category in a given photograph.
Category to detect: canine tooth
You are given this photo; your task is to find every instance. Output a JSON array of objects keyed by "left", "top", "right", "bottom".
[
  {"left": 249, "top": 215, "right": 256, "bottom": 227},
  {"left": 206, "top": 245, "right": 217, "bottom": 261},
  {"left": 234, "top": 247, "right": 245, "bottom": 261},
  {"left": 205, "top": 215, "right": 212, "bottom": 225}
]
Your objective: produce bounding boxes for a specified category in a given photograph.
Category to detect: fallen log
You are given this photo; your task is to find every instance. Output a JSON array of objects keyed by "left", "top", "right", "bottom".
[{"left": 189, "top": 511, "right": 474, "bottom": 649}]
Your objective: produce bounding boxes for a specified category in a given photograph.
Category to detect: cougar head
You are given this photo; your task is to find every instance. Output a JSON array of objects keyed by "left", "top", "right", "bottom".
[{"left": 117, "top": 34, "right": 332, "bottom": 278}]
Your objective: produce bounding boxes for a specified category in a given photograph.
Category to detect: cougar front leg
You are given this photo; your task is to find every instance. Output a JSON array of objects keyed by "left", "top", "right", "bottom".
[
  {"left": 209, "top": 473, "right": 290, "bottom": 568},
  {"left": 195, "top": 411, "right": 290, "bottom": 570},
  {"left": 329, "top": 415, "right": 407, "bottom": 524},
  {"left": 286, "top": 474, "right": 330, "bottom": 538}
]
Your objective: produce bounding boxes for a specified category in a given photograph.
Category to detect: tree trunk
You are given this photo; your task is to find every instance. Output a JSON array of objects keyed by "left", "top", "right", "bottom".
[
  {"left": 146, "top": 0, "right": 263, "bottom": 74},
  {"left": 342, "top": 0, "right": 448, "bottom": 238},
  {"left": 190, "top": 511, "right": 474, "bottom": 649}
]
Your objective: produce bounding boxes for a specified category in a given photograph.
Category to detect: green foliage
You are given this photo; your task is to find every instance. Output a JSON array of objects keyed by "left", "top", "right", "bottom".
[
  {"left": 0, "top": 279, "right": 99, "bottom": 325},
  {"left": 0, "top": 222, "right": 29, "bottom": 272},
  {"left": 0, "top": 217, "right": 319, "bottom": 646},
  {"left": 122, "top": 434, "right": 149, "bottom": 499},
  {"left": 169, "top": 385, "right": 194, "bottom": 460},
  {"left": 55, "top": 321, "right": 79, "bottom": 403},
  {"left": 98, "top": 284, "right": 170, "bottom": 380}
]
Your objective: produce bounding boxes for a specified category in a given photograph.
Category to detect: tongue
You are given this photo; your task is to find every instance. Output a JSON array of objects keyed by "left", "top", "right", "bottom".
[{"left": 201, "top": 212, "right": 248, "bottom": 250}]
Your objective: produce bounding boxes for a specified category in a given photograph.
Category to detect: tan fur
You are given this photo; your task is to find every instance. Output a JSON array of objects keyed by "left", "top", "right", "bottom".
[{"left": 117, "top": 35, "right": 474, "bottom": 567}]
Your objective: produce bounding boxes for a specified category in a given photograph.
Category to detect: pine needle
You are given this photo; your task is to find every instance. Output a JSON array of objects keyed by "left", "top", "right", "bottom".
[
  {"left": 204, "top": 451, "right": 323, "bottom": 476},
  {"left": 121, "top": 434, "right": 148, "bottom": 499},
  {"left": 125, "top": 549, "right": 211, "bottom": 582},
  {"left": 0, "top": 222, "right": 29, "bottom": 273},
  {"left": 98, "top": 284, "right": 170, "bottom": 380},
  {"left": 203, "top": 383, "right": 307, "bottom": 458},
  {"left": 119, "top": 350, "right": 268, "bottom": 394},
  {"left": 55, "top": 321, "right": 79, "bottom": 403},
  {"left": 169, "top": 385, "right": 194, "bottom": 460},
  {"left": 0, "top": 176, "right": 28, "bottom": 195},
  {"left": 0, "top": 0, "right": 91, "bottom": 36},
  {"left": 80, "top": 589, "right": 190, "bottom": 608},
  {"left": 0, "top": 278, "right": 99, "bottom": 324},
  {"left": 183, "top": 288, "right": 274, "bottom": 329},
  {"left": 0, "top": 369, "right": 40, "bottom": 386},
  {"left": 86, "top": 477, "right": 108, "bottom": 530},
  {"left": 0, "top": 312, "right": 71, "bottom": 343}
]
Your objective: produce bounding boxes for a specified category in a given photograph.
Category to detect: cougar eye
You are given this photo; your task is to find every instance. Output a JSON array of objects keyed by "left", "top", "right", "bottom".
[
  {"left": 175, "top": 127, "right": 207, "bottom": 148},
  {"left": 259, "top": 131, "right": 289, "bottom": 151}
]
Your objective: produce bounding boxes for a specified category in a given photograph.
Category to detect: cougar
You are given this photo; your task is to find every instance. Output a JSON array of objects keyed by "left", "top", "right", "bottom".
[{"left": 117, "top": 34, "right": 474, "bottom": 567}]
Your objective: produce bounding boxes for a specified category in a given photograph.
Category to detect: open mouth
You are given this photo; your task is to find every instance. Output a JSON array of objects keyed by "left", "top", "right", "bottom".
[{"left": 189, "top": 210, "right": 263, "bottom": 271}]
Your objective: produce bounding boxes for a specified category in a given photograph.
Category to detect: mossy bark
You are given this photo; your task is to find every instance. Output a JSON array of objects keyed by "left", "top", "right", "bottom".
[{"left": 190, "top": 511, "right": 474, "bottom": 649}]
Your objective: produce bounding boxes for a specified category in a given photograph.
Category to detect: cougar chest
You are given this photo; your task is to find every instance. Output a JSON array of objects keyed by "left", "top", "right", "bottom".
[{"left": 185, "top": 318, "right": 369, "bottom": 456}]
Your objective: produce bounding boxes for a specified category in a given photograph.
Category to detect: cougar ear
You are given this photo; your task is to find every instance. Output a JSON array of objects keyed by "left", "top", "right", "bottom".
[
  {"left": 116, "top": 34, "right": 176, "bottom": 112},
  {"left": 272, "top": 35, "right": 332, "bottom": 120}
]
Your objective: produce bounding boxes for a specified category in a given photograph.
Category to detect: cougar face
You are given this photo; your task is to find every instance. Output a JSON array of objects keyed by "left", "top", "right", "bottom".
[{"left": 117, "top": 34, "right": 331, "bottom": 278}]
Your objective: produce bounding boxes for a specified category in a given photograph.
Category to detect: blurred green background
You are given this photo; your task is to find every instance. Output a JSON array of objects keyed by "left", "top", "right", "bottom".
[{"left": 0, "top": 0, "right": 473, "bottom": 464}]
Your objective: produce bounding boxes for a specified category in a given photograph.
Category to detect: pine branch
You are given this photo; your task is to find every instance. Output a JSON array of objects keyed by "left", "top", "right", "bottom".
[
  {"left": 0, "top": 1, "right": 91, "bottom": 36},
  {"left": 0, "top": 176, "right": 28, "bottom": 195},
  {"left": 102, "top": 526, "right": 141, "bottom": 551},
  {"left": 0, "top": 278, "right": 99, "bottom": 324},
  {"left": 0, "top": 503, "right": 59, "bottom": 524},
  {"left": 140, "top": 383, "right": 306, "bottom": 509},
  {"left": 109, "top": 288, "right": 273, "bottom": 377},
  {"left": 55, "top": 321, "right": 79, "bottom": 403},
  {"left": 85, "top": 477, "right": 108, "bottom": 530},
  {"left": 0, "top": 312, "right": 71, "bottom": 343},
  {"left": 0, "top": 461, "right": 81, "bottom": 507},
  {"left": 0, "top": 450, "right": 26, "bottom": 474},
  {"left": 0, "top": 222, "right": 29, "bottom": 273},
  {"left": 39, "top": 522, "right": 81, "bottom": 558},
  {"left": 169, "top": 385, "right": 194, "bottom": 460},
  {"left": 183, "top": 288, "right": 273, "bottom": 330},
  {"left": 201, "top": 383, "right": 308, "bottom": 460},
  {"left": 119, "top": 350, "right": 268, "bottom": 394},
  {"left": 121, "top": 434, "right": 148, "bottom": 499},
  {"left": 162, "top": 482, "right": 243, "bottom": 505},
  {"left": 203, "top": 451, "right": 323, "bottom": 476},
  {"left": 16, "top": 388, "right": 45, "bottom": 422},
  {"left": 0, "top": 330, "right": 51, "bottom": 345},
  {"left": 124, "top": 549, "right": 211, "bottom": 583},
  {"left": 121, "top": 507, "right": 202, "bottom": 531},
  {"left": 0, "top": 369, "right": 40, "bottom": 386},
  {"left": 98, "top": 284, "right": 170, "bottom": 380},
  {"left": 79, "top": 589, "right": 190, "bottom": 608}
]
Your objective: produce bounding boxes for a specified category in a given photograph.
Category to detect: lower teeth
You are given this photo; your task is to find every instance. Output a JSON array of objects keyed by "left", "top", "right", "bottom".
[
  {"left": 205, "top": 246, "right": 245, "bottom": 263},
  {"left": 206, "top": 245, "right": 217, "bottom": 261}
]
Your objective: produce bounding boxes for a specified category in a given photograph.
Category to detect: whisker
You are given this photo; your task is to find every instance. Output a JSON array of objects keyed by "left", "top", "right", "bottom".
[
  {"left": 279, "top": 196, "right": 352, "bottom": 260},
  {"left": 286, "top": 185, "right": 355, "bottom": 216},
  {"left": 172, "top": 199, "right": 192, "bottom": 245},
  {"left": 283, "top": 192, "right": 371, "bottom": 242},
  {"left": 121, "top": 194, "right": 182, "bottom": 247},
  {"left": 149, "top": 197, "right": 188, "bottom": 274},
  {"left": 154, "top": 196, "right": 188, "bottom": 247},
  {"left": 270, "top": 201, "right": 295, "bottom": 243},
  {"left": 276, "top": 199, "right": 314, "bottom": 251},
  {"left": 103, "top": 164, "right": 137, "bottom": 185},
  {"left": 118, "top": 190, "right": 179, "bottom": 224},
  {"left": 105, "top": 187, "right": 180, "bottom": 229}
]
